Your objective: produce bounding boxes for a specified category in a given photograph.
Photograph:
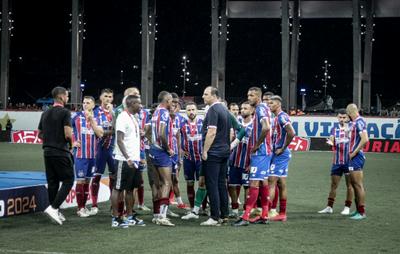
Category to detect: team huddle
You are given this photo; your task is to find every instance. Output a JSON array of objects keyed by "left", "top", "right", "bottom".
[{"left": 38, "top": 85, "right": 368, "bottom": 228}]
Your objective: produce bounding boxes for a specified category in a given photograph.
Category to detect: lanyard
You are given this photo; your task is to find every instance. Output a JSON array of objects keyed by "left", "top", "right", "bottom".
[{"left": 125, "top": 110, "right": 139, "bottom": 138}]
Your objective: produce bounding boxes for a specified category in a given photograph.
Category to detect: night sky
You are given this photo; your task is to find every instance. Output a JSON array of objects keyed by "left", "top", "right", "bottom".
[{"left": 5, "top": 0, "right": 400, "bottom": 108}]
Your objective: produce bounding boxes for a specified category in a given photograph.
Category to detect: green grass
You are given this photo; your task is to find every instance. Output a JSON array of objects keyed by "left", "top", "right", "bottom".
[{"left": 0, "top": 143, "right": 400, "bottom": 254}]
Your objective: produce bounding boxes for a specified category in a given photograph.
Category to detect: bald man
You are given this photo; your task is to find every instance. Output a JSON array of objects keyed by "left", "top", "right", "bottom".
[{"left": 346, "top": 103, "right": 369, "bottom": 220}]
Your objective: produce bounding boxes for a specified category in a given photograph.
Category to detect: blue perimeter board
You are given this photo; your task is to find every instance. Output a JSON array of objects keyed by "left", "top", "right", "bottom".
[{"left": 0, "top": 171, "right": 47, "bottom": 189}]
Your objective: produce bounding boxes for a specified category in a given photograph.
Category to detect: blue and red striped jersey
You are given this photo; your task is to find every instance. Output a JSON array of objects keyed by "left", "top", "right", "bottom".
[
  {"left": 230, "top": 121, "right": 253, "bottom": 169},
  {"left": 138, "top": 109, "right": 151, "bottom": 151},
  {"left": 94, "top": 106, "right": 114, "bottom": 149},
  {"left": 181, "top": 117, "right": 203, "bottom": 162},
  {"left": 151, "top": 106, "right": 173, "bottom": 150},
  {"left": 171, "top": 113, "right": 184, "bottom": 155},
  {"left": 350, "top": 116, "right": 367, "bottom": 153},
  {"left": 331, "top": 124, "right": 351, "bottom": 165},
  {"left": 71, "top": 111, "right": 101, "bottom": 159},
  {"left": 272, "top": 111, "right": 292, "bottom": 150},
  {"left": 249, "top": 103, "right": 272, "bottom": 156}
]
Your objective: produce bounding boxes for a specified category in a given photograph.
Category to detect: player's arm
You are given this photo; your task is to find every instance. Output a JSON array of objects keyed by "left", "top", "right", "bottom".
[
  {"left": 202, "top": 108, "right": 218, "bottom": 161},
  {"left": 63, "top": 111, "right": 73, "bottom": 148},
  {"left": 116, "top": 130, "right": 134, "bottom": 168},
  {"left": 87, "top": 114, "right": 104, "bottom": 138},
  {"left": 275, "top": 123, "right": 295, "bottom": 155},
  {"left": 350, "top": 131, "right": 369, "bottom": 159},
  {"left": 229, "top": 112, "right": 245, "bottom": 141},
  {"left": 159, "top": 123, "right": 174, "bottom": 155},
  {"left": 251, "top": 117, "right": 270, "bottom": 153}
]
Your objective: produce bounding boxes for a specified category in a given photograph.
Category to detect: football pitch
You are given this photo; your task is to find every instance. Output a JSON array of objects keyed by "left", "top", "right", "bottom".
[{"left": 0, "top": 143, "right": 399, "bottom": 254}]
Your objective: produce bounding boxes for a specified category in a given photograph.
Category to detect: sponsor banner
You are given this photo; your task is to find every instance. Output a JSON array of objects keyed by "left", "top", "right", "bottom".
[
  {"left": 291, "top": 116, "right": 400, "bottom": 140},
  {"left": 0, "top": 185, "right": 49, "bottom": 218},
  {"left": 11, "top": 130, "right": 42, "bottom": 144},
  {"left": 2, "top": 111, "right": 399, "bottom": 140},
  {"left": 60, "top": 178, "right": 110, "bottom": 209},
  {"left": 288, "top": 136, "right": 310, "bottom": 151},
  {"left": 307, "top": 137, "right": 400, "bottom": 153},
  {"left": 363, "top": 139, "right": 400, "bottom": 153},
  {"left": 0, "top": 178, "right": 110, "bottom": 217}
]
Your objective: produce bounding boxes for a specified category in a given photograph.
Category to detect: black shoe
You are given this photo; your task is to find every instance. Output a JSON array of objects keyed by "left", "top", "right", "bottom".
[
  {"left": 232, "top": 218, "right": 249, "bottom": 227},
  {"left": 251, "top": 217, "right": 269, "bottom": 225}
]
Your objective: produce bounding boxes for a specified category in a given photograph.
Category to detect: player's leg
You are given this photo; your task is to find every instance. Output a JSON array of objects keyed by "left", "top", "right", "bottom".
[
  {"left": 349, "top": 153, "right": 366, "bottom": 219},
  {"left": 341, "top": 172, "right": 353, "bottom": 215},
  {"left": 228, "top": 166, "right": 240, "bottom": 217},
  {"left": 90, "top": 147, "right": 106, "bottom": 213},
  {"left": 319, "top": 172, "right": 341, "bottom": 214},
  {"left": 184, "top": 159, "right": 196, "bottom": 209},
  {"left": 75, "top": 159, "right": 90, "bottom": 217},
  {"left": 350, "top": 171, "right": 366, "bottom": 218}
]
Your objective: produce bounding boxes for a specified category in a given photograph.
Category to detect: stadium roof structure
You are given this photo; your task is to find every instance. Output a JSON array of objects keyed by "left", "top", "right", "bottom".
[{"left": 1, "top": 0, "right": 400, "bottom": 110}]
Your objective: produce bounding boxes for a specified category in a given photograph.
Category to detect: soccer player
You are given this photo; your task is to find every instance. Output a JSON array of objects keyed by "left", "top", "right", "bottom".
[
  {"left": 229, "top": 103, "right": 240, "bottom": 119},
  {"left": 228, "top": 101, "right": 253, "bottom": 217},
  {"left": 318, "top": 109, "right": 354, "bottom": 215},
  {"left": 233, "top": 87, "right": 272, "bottom": 226},
  {"left": 180, "top": 102, "right": 203, "bottom": 209},
  {"left": 267, "top": 95, "right": 295, "bottom": 222},
  {"left": 39, "top": 87, "right": 74, "bottom": 225},
  {"left": 91, "top": 88, "right": 115, "bottom": 216},
  {"left": 169, "top": 93, "right": 190, "bottom": 211},
  {"left": 262, "top": 91, "right": 274, "bottom": 104},
  {"left": 71, "top": 96, "right": 104, "bottom": 217},
  {"left": 111, "top": 95, "right": 145, "bottom": 228},
  {"left": 346, "top": 103, "right": 369, "bottom": 220},
  {"left": 149, "top": 91, "right": 175, "bottom": 226}
]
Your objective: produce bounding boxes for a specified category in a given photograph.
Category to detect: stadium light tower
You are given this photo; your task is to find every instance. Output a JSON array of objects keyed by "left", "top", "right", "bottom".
[
  {"left": 322, "top": 60, "right": 332, "bottom": 98},
  {"left": 180, "top": 55, "right": 190, "bottom": 97}
]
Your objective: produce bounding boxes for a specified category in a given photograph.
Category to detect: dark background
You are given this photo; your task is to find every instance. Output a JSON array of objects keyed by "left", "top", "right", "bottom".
[{"left": 5, "top": 0, "right": 400, "bottom": 108}]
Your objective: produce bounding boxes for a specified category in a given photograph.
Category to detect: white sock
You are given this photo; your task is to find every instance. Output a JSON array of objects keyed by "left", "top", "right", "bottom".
[
  {"left": 193, "top": 206, "right": 200, "bottom": 214},
  {"left": 160, "top": 204, "right": 168, "bottom": 218},
  {"left": 176, "top": 196, "right": 183, "bottom": 205}
]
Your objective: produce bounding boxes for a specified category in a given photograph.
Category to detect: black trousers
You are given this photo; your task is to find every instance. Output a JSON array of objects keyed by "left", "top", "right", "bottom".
[
  {"left": 203, "top": 155, "right": 229, "bottom": 221},
  {"left": 44, "top": 156, "right": 74, "bottom": 209}
]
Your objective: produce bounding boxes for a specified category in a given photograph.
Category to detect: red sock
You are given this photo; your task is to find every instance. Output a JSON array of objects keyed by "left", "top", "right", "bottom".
[
  {"left": 153, "top": 199, "right": 160, "bottom": 214},
  {"left": 169, "top": 189, "right": 175, "bottom": 201},
  {"left": 357, "top": 205, "right": 365, "bottom": 215},
  {"left": 327, "top": 198, "right": 335, "bottom": 208},
  {"left": 280, "top": 199, "right": 287, "bottom": 214},
  {"left": 260, "top": 185, "right": 270, "bottom": 219},
  {"left": 242, "top": 187, "right": 259, "bottom": 221},
  {"left": 91, "top": 175, "right": 101, "bottom": 207},
  {"left": 272, "top": 185, "right": 279, "bottom": 209},
  {"left": 138, "top": 179, "right": 144, "bottom": 205},
  {"left": 187, "top": 185, "right": 195, "bottom": 208},
  {"left": 236, "top": 186, "right": 241, "bottom": 199},
  {"left": 256, "top": 195, "right": 262, "bottom": 208},
  {"left": 83, "top": 183, "right": 90, "bottom": 207},
  {"left": 76, "top": 183, "right": 85, "bottom": 209},
  {"left": 159, "top": 197, "right": 170, "bottom": 206},
  {"left": 345, "top": 200, "right": 352, "bottom": 208}
]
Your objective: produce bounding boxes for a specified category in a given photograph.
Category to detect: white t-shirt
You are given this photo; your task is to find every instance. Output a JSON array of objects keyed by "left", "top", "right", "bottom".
[{"left": 114, "top": 111, "right": 141, "bottom": 162}]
